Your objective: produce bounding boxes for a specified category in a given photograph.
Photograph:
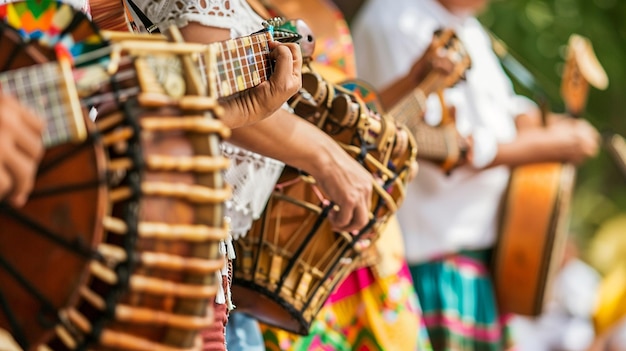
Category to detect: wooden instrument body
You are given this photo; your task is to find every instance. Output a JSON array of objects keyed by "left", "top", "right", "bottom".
[
  {"left": 90, "top": 0, "right": 130, "bottom": 32},
  {"left": 0, "top": 138, "right": 107, "bottom": 348},
  {"left": 493, "top": 34, "right": 607, "bottom": 316},
  {"left": 232, "top": 172, "right": 360, "bottom": 335},
  {"left": 66, "top": 33, "right": 230, "bottom": 350},
  {"left": 0, "top": 6, "right": 108, "bottom": 348},
  {"left": 493, "top": 162, "right": 575, "bottom": 315}
]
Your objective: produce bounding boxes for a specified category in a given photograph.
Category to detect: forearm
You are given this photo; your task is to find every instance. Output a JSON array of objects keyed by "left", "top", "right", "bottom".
[
  {"left": 179, "top": 22, "right": 230, "bottom": 44},
  {"left": 489, "top": 110, "right": 591, "bottom": 168},
  {"left": 228, "top": 109, "right": 337, "bottom": 176},
  {"left": 378, "top": 74, "right": 416, "bottom": 110},
  {"left": 491, "top": 128, "right": 570, "bottom": 167}
]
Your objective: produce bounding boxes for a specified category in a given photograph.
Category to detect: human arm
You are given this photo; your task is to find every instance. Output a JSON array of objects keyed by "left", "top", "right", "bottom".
[
  {"left": 135, "top": 1, "right": 371, "bottom": 232},
  {"left": 0, "top": 94, "right": 45, "bottom": 206},
  {"left": 489, "top": 111, "right": 600, "bottom": 168},
  {"left": 377, "top": 43, "right": 455, "bottom": 110},
  {"left": 228, "top": 108, "right": 373, "bottom": 233},
  {"left": 124, "top": 0, "right": 303, "bottom": 129}
]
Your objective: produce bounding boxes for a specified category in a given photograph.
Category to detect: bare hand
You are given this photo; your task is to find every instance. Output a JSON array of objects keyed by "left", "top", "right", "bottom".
[
  {"left": 309, "top": 147, "right": 373, "bottom": 234},
  {"left": 548, "top": 118, "right": 600, "bottom": 165},
  {"left": 225, "top": 42, "right": 303, "bottom": 128},
  {"left": 0, "top": 94, "right": 45, "bottom": 206},
  {"left": 408, "top": 47, "right": 455, "bottom": 86}
]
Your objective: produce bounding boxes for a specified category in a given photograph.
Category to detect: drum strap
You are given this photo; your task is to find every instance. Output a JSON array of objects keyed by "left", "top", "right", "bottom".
[{"left": 122, "top": 0, "right": 160, "bottom": 34}]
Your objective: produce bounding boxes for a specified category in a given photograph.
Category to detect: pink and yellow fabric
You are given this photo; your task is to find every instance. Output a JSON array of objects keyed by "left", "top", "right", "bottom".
[{"left": 262, "top": 217, "right": 432, "bottom": 351}]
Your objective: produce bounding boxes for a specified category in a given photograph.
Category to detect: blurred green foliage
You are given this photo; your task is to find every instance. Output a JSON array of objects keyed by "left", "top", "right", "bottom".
[{"left": 480, "top": 0, "right": 626, "bottom": 259}]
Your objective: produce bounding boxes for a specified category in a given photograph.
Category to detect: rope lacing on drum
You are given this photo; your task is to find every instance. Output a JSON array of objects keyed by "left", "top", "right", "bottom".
[
  {"left": 355, "top": 132, "right": 378, "bottom": 166},
  {"left": 97, "top": 77, "right": 143, "bottom": 346},
  {"left": 0, "top": 290, "right": 28, "bottom": 350},
  {"left": 0, "top": 202, "right": 108, "bottom": 351},
  {"left": 274, "top": 202, "right": 334, "bottom": 294},
  {"left": 0, "top": 253, "right": 58, "bottom": 350}
]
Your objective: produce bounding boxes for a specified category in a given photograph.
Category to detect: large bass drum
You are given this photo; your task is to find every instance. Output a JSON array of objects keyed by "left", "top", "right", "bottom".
[{"left": 0, "top": 2, "right": 230, "bottom": 350}]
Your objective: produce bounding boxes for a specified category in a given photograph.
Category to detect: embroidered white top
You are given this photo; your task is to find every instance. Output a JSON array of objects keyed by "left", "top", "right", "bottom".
[
  {"left": 133, "top": 0, "right": 264, "bottom": 39},
  {"left": 352, "top": 0, "right": 534, "bottom": 263}
]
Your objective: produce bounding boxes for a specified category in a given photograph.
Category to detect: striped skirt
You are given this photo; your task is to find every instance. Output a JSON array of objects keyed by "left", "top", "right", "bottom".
[
  {"left": 262, "top": 263, "right": 432, "bottom": 350},
  {"left": 409, "top": 250, "right": 513, "bottom": 351}
]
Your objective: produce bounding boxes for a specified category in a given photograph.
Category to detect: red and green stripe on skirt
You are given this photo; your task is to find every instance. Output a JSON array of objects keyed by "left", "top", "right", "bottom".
[{"left": 409, "top": 249, "right": 515, "bottom": 351}]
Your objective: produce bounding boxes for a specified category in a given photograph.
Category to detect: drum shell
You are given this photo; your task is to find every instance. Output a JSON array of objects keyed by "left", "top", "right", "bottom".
[
  {"left": 0, "top": 129, "right": 107, "bottom": 348},
  {"left": 233, "top": 170, "right": 363, "bottom": 335}
]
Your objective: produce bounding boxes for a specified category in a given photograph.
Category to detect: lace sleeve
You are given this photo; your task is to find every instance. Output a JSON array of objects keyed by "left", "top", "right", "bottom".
[
  {"left": 221, "top": 142, "right": 284, "bottom": 239},
  {"left": 132, "top": 0, "right": 265, "bottom": 36}
]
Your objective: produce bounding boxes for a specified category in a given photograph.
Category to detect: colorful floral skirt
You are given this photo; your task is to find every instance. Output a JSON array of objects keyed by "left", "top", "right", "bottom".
[
  {"left": 409, "top": 250, "right": 513, "bottom": 351},
  {"left": 262, "top": 263, "right": 432, "bottom": 350}
]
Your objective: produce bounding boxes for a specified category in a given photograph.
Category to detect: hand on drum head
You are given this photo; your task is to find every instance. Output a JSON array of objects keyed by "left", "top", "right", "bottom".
[
  {"left": 311, "top": 149, "right": 373, "bottom": 233},
  {"left": 0, "top": 94, "right": 45, "bottom": 207},
  {"left": 224, "top": 41, "right": 303, "bottom": 128}
]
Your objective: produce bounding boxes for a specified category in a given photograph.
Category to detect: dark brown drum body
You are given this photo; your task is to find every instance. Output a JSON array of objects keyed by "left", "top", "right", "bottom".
[{"left": 0, "top": 137, "right": 108, "bottom": 349}]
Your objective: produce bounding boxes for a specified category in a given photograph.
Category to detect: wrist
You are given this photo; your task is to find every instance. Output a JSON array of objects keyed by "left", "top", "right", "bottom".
[
  {"left": 299, "top": 137, "right": 342, "bottom": 180},
  {"left": 221, "top": 92, "right": 272, "bottom": 129}
]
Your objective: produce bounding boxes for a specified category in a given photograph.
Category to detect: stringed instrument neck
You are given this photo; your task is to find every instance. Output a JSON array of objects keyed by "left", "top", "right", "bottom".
[
  {"left": 0, "top": 19, "right": 302, "bottom": 150},
  {"left": 0, "top": 59, "right": 85, "bottom": 148},
  {"left": 91, "top": 2, "right": 306, "bottom": 99},
  {"left": 383, "top": 29, "right": 471, "bottom": 167},
  {"left": 389, "top": 70, "right": 458, "bottom": 164},
  {"left": 206, "top": 31, "right": 275, "bottom": 99}
]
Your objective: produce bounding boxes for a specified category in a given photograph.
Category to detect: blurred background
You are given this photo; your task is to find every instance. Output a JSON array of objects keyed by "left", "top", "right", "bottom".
[
  {"left": 331, "top": 0, "right": 626, "bottom": 349},
  {"left": 481, "top": 0, "right": 626, "bottom": 263},
  {"left": 483, "top": 2, "right": 626, "bottom": 349},
  {"left": 334, "top": 0, "right": 626, "bottom": 251}
]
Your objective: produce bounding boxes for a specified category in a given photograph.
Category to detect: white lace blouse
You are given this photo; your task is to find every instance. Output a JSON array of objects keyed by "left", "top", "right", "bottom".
[
  {"left": 135, "top": 0, "right": 264, "bottom": 39},
  {"left": 131, "top": 0, "right": 285, "bottom": 239}
]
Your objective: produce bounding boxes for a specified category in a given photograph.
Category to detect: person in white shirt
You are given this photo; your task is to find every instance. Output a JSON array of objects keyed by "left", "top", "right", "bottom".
[{"left": 352, "top": 0, "right": 600, "bottom": 349}]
